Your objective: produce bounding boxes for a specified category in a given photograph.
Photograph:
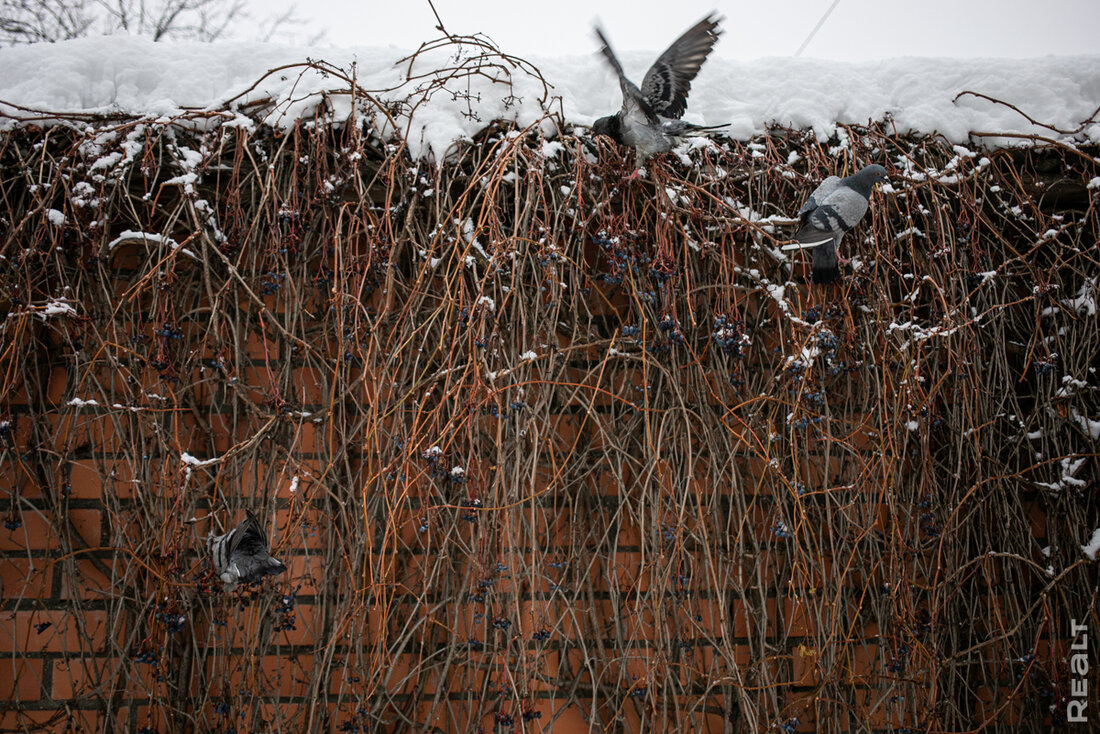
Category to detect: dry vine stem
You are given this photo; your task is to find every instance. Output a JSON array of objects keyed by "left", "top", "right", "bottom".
[{"left": 0, "top": 37, "right": 1098, "bottom": 734}]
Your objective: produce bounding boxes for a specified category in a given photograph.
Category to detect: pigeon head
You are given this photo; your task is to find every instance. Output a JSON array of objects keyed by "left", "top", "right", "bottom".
[
  {"left": 844, "top": 164, "right": 889, "bottom": 198},
  {"left": 861, "top": 164, "right": 889, "bottom": 183},
  {"left": 591, "top": 114, "right": 624, "bottom": 145}
]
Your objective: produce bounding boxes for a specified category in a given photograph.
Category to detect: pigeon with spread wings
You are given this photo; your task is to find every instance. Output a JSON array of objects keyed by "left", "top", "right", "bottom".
[
  {"left": 784, "top": 164, "right": 889, "bottom": 284},
  {"left": 592, "top": 14, "right": 726, "bottom": 168},
  {"left": 208, "top": 512, "right": 286, "bottom": 590}
]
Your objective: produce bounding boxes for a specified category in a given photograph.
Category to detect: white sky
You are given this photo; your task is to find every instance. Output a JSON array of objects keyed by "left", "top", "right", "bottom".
[{"left": 259, "top": 0, "right": 1100, "bottom": 60}]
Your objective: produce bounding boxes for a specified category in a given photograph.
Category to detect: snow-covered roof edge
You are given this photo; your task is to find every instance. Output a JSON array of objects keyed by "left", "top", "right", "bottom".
[{"left": 2, "top": 35, "right": 1099, "bottom": 158}]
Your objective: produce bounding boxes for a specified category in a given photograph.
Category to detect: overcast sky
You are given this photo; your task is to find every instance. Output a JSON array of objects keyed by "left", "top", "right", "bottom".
[{"left": 261, "top": 0, "right": 1100, "bottom": 60}]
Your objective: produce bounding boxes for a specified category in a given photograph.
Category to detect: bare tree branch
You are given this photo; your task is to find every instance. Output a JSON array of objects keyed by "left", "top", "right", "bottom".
[
  {"left": 0, "top": 0, "right": 95, "bottom": 44},
  {"left": 0, "top": 0, "right": 323, "bottom": 45}
]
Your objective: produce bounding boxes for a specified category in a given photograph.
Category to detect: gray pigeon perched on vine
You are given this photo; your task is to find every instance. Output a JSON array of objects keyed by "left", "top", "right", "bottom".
[
  {"left": 784, "top": 164, "right": 889, "bottom": 284},
  {"left": 591, "top": 14, "right": 726, "bottom": 169},
  {"left": 208, "top": 512, "right": 286, "bottom": 590}
]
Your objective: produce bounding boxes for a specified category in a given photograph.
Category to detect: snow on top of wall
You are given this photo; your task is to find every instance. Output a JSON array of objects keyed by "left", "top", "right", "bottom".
[{"left": 1, "top": 35, "right": 1099, "bottom": 158}]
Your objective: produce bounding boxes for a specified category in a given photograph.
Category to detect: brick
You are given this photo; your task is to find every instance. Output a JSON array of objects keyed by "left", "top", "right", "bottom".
[
  {"left": 605, "top": 551, "right": 651, "bottom": 592},
  {"left": 976, "top": 595, "right": 1029, "bottom": 636},
  {"left": 126, "top": 707, "right": 167, "bottom": 733},
  {"left": 100, "top": 459, "right": 140, "bottom": 500},
  {"left": 855, "top": 688, "right": 912, "bottom": 729},
  {"left": 0, "top": 558, "right": 52, "bottom": 599},
  {"left": 108, "top": 241, "right": 143, "bottom": 269},
  {"left": 291, "top": 422, "right": 325, "bottom": 454},
  {"left": 56, "top": 558, "right": 115, "bottom": 601},
  {"left": 974, "top": 685, "right": 1027, "bottom": 726},
  {"left": 544, "top": 414, "right": 588, "bottom": 455},
  {"left": 279, "top": 553, "right": 326, "bottom": 595},
  {"left": 1, "top": 512, "right": 60, "bottom": 551},
  {"left": 515, "top": 600, "right": 552, "bottom": 639},
  {"left": 702, "top": 641, "right": 751, "bottom": 670},
  {"left": 846, "top": 642, "right": 879, "bottom": 684},
  {"left": 46, "top": 366, "right": 69, "bottom": 404},
  {"left": 66, "top": 708, "right": 105, "bottom": 730},
  {"left": 1027, "top": 500, "right": 1047, "bottom": 539},
  {"left": 730, "top": 597, "right": 776, "bottom": 639},
  {"left": 793, "top": 452, "right": 855, "bottom": 488},
  {"left": 330, "top": 657, "right": 369, "bottom": 696},
  {"left": 672, "top": 643, "right": 726, "bottom": 687},
  {"left": 782, "top": 597, "right": 819, "bottom": 638},
  {"left": 287, "top": 365, "right": 328, "bottom": 405},
  {"left": 376, "top": 653, "right": 434, "bottom": 696},
  {"left": 204, "top": 653, "right": 315, "bottom": 699},
  {"left": 0, "top": 656, "right": 45, "bottom": 701},
  {"left": 66, "top": 509, "right": 103, "bottom": 549},
  {"left": 241, "top": 364, "right": 280, "bottom": 393},
  {"left": 273, "top": 507, "right": 330, "bottom": 554},
  {"left": 785, "top": 693, "right": 821, "bottom": 731},
  {"left": 2, "top": 466, "right": 45, "bottom": 502},
  {"left": 85, "top": 368, "right": 134, "bottom": 399},
  {"left": 790, "top": 643, "right": 821, "bottom": 686},
  {"left": 783, "top": 557, "right": 837, "bottom": 593},
  {"left": 260, "top": 291, "right": 283, "bottom": 315},
  {"left": 2, "top": 373, "right": 31, "bottom": 404},
  {"left": 102, "top": 510, "right": 156, "bottom": 549},
  {"left": 532, "top": 701, "right": 590, "bottom": 732},
  {"left": 243, "top": 329, "right": 280, "bottom": 362},
  {"left": 261, "top": 654, "right": 316, "bottom": 698},
  {"left": 207, "top": 413, "right": 264, "bottom": 454},
  {"left": 588, "top": 282, "right": 632, "bottom": 319},
  {"left": 238, "top": 462, "right": 313, "bottom": 500},
  {"left": 681, "top": 599, "right": 724, "bottom": 639},
  {"left": 269, "top": 602, "right": 318, "bottom": 648},
  {"left": 50, "top": 656, "right": 116, "bottom": 700},
  {"left": 0, "top": 709, "right": 66, "bottom": 731},
  {"left": 244, "top": 701, "right": 309, "bottom": 732},
  {"left": 48, "top": 412, "right": 122, "bottom": 454},
  {"left": 65, "top": 460, "right": 104, "bottom": 500},
  {"left": 0, "top": 609, "right": 110, "bottom": 654}
]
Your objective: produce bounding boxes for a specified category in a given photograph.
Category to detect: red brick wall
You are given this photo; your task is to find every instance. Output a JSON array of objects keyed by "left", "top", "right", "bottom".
[{"left": 1, "top": 120, "right": 1097, "bottom": 732}]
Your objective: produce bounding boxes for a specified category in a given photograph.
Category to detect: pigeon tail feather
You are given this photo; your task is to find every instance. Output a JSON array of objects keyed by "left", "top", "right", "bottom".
[
  {"left": 660, "top": 119, "right": 728, "bottom": 136},
  {"left": 811, "top": 266, "right": 841, "bottom": 285}
]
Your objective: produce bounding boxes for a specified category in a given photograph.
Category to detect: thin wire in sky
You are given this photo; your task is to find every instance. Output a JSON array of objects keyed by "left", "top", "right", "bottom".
[{"left": 794, "top": 0, "right": 841, "bottom": 57}]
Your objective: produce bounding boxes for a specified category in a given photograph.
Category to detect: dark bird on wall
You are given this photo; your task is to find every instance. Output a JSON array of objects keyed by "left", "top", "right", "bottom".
[
  {"left": 784, "top": 164, "right": 889, "bottom": 284},
  {"left": 591, "top": 14, "right": 727, "bottom": 169},
  {"left": 209, "top": 512, "right": 286, "bottom": 590}
]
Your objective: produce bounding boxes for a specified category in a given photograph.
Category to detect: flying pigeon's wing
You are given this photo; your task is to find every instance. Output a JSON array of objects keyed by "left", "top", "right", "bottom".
[
  {"left": 210, "top": 513, "right": 286, "bottom": 587},
  {"left": 234, "top": 512, "right": 268, "bottom": 554},
  {"left": 595, "top": 26, "right": 661, "bottom": 125},
  {"left": 797, "top": 175, "right": 842, "bottom": 224},
  {"left": 229, "top": 512, "right": 286, "bottom": 584},
  {"left": 641, "top": 14, "right": 722, "bottom": 119}
]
